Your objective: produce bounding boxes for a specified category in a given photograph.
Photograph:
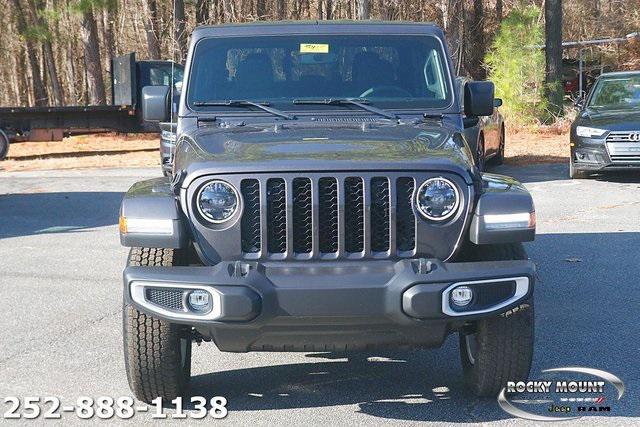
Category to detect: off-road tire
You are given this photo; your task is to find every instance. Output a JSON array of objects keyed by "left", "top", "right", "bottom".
[
  {"left": 456, "top": 243, "right": 534, "bottom": 397},
  {"left": 0, "top": 129, "right": 9, "bottom": 161},
  {"left": 123, "top": 247, "right": 192, "bottom": 403}
]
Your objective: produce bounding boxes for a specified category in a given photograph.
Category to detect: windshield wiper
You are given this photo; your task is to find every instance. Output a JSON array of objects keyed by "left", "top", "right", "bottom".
[
  {"left": 293, "top": 98, "right": 398, "bottom": 120},
  {"left": 193, "top": 100, "right": 295, "bottom": 120}
]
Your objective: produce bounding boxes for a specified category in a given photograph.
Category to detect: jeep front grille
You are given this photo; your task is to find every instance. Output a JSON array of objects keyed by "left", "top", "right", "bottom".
[{"left": 239, "top": 175, "right": 417, "bottom": 259}]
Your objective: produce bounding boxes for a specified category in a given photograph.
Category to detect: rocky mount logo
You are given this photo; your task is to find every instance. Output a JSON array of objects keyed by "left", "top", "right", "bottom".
[{"left": 498, "top": 367, "right": 625, "bottom": 421}]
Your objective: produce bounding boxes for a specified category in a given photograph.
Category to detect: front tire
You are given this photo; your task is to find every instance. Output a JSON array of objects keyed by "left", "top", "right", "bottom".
[
  {"left": 123, "top": 247, "right": 192, "bottom": 403},
  {"left": 456, "top": 243, "right": 534, "bottom": 397},
  {"left": 492, "top": 125, "right": 505, "bottom": 166},
  {"left": 0, "top": 129, "right": 9, "bottom": 161},
  {"left": 475, "top": 133, "right": 486, "bottom": 172}
]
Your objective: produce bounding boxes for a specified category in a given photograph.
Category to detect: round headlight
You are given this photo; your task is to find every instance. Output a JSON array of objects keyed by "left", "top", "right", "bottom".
[
  {"left": 197, "top": 180, "right": 239, "bottom": 223},
  {"left": 416, "top": 177, "right": 460, "bottom": 221}
]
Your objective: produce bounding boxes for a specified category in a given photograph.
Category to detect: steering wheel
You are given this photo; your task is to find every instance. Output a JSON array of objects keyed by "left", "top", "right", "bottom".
[{"left": 360, "top": 85, "right": 412, "bottom": 98}]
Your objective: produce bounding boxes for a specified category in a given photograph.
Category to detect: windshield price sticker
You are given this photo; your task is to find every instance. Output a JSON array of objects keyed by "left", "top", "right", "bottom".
[{"left": 300, "top": 43, "right": 329, "bottom": 53}]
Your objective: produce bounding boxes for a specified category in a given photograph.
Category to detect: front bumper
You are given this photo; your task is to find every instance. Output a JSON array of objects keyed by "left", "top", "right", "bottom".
[
  {"left": 124, "top": 258, "right": 535, "bottom": 352},
  {"left": 572, "top": 136, "right": 640, "bottom": 171}
]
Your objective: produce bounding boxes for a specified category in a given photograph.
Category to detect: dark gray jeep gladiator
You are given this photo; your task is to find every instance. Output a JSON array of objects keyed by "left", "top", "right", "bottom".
[{"left": 119, "top": 22, "right": 537, "bottom": 402}]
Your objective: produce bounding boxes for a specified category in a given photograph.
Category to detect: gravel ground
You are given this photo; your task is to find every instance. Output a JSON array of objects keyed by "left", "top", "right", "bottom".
[{"left": 0, "top": 164, "right": 638, "bottom": 425}]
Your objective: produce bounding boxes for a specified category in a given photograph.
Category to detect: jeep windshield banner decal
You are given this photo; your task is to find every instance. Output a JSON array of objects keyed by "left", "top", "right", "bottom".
[{"left": 498, "top": 367, "right": 625, "bottom": 421}]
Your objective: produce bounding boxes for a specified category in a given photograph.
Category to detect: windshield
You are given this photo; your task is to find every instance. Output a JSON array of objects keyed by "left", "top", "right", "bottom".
[
  {"left": 187, "top": 34, "right": 452, "bottom": 112},
  {"left": 588, "top": 75, "right": 640, "bottom": 110}
]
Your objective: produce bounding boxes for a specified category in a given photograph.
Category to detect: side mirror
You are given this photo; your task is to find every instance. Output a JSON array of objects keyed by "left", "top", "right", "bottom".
[
  {"left": 464, "top": 81, "right": 495, "bottom": 117},
  {"left": 574, "top": 97, "right": 584, "bottom": 109},
  {"left": 141, "top": 85, "right": 170, "bottom": 122},
  {"left": 494, "top": 98, "right": 503, "bottom": 108}
]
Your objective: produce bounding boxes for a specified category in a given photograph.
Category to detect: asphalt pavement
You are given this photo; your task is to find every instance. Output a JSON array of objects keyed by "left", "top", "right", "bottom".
[{"left": 0, "top": 164, "right": 638, "bottom": 425}]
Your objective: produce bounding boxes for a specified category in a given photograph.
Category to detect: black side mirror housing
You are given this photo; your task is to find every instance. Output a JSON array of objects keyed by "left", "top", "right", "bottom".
[
  {"left": 574, "top": 97, "right": 584, "bottom": 109},
  {"left": 141, "top": 85, "right": 170, "bottom": 122},
  {"left": 464, "top": 81, "right": 495, "bottom": 117},
  {"left": 494, "top": 98, "right": 503, "bottom": 108}
]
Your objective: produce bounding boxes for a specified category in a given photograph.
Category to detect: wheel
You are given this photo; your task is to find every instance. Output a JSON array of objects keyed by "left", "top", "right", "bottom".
[
  {"left": 569, "top": 158, "right": 589, "bottom": 179},
  {"left": 0, "top": 129, "right": 9, "bottom": 161},
  {"left": 456, "top": 243, "right": 534, "bottom": 397},
  {"left": 475, "top": 133, "right": 486, "bottom": 172},
  {"left": 492, "top": 125, "right": 505, "bottom": 166},
  {"left": 123, "top": 247, "right": 192, "bottom": 403}
]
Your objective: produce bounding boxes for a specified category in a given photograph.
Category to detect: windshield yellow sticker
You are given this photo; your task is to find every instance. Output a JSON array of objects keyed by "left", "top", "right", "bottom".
[{"left": 300, "top": 43, "right": 329, "bottom": 53}]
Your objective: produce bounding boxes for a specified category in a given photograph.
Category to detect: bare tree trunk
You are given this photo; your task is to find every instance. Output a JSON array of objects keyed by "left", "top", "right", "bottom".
[
  {"left": 256, "top": 0, "right": 266, "bottom": 19},
  {"left": 379, "top": 0, "right": 397, "bottom": 20},
  {"left": 174, "top": 0, "right": 188, "bottom": 62},
  {"left": 357, "top": 0, "right": 370, "bottom": 19},
  {"left": 496, "top": 0, "right": 503, "bottom": 23},
  {"left": 80, "top": 5, "right": 106, "bottom": 105},
  {"left": 545, "top": 0, "right": 564, "bottom": 117},
  {"left": 12, "top": 0, "right": 48, "bottom": 106},
  {"left": 142, "top": 0, "right": 161, "bottom": 59},
  {"left": 65, "top": 39, "right": 78, "bottom": 104},
  {"left": 326, "top": 0, "right": 333, "bottom": 19},
  {"left": 102, "top": 2, "right": 117, "bottom": 59},
  {"left": 42, "top": 42, "right": 63, "bottom": 106},
  {"left": 23, "top": 49, "right": 35, "bottom": 106},
  {"left": 274, "top": 0, "right": 285, "bottom": 20},
  {"left": 222, "top": 0, "right": 235, "bottom": 22},
  {"left": 440, "top": 0, "right": 464, "bottom": 73},
  {"left": 469, "top": 0, "right": 485, "bottom": 80},
  {"left": 27, "top": 0, "right": 64, "bottom": 105},
  {"left": 13, "top": 51, "right": 29, "bottom": 106},
  {"left": 196, "top": 0, "right": 209, "bottom": 25}
]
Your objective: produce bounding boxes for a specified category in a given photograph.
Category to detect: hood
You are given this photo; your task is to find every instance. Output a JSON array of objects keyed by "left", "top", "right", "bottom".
[
  {"left": 579, "top": 108, "right": 640, "bottom": 131},
  {"left": 176, "top": 121, "right": 475, "bottom": 185}
]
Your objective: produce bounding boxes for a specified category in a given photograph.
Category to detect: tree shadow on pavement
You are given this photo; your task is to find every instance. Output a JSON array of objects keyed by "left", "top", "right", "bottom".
[
  {"left": 188, "top": 344, "right": 509, "bottom": 423},
  {"left": 186, "top": 232, "right": 639, "bottom": 423},
  {"left": 0, "top": 192, "right": 122, "bottom": 239}
]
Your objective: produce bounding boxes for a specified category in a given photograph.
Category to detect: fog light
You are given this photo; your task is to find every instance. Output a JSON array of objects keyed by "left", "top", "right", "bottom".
[
  {"left": 451, "top": 286, "right": 473, "bottom": 307},
  {"left": 187, "top": 290, "right": 212, "bottom": 313}
]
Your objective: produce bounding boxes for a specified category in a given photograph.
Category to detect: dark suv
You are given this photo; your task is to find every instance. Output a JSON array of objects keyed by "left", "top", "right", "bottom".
[{"left": 120, "top": 22, "right": 537, "bottom": 402}]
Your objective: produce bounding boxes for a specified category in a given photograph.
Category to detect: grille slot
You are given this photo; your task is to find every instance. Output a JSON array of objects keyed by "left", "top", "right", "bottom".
[
  {"left": 610, "top": 155, "right": 640, "bottom": 163},
  {"left": 396, "top": 177, "right": 416, "bottom": 252},
  {"left": 238, "top": 174, "right": 418, "bottom": 259},
  {"left": 318, "top": 177, "right": 339, "bottom": 253},
  {"left": 344, "top": 177, "right": 365, "bottom": 253},
  {"left": 146, "top": 288, "right": 184, "bottom": 311},
  {"left": 266, "top": 178, "right": 287, "bottom": 253},
  {"left": 241, "top": 179, "right": 261, "bottom": 253},
  {"left": 606, "top": 131, "right": 640, "bottom": 143},
  {"left": 370, "top": 177, "right": 390, "bottom": 252},
  {"left": 292, "top": 178, "right": 313, "bottom": 253}
]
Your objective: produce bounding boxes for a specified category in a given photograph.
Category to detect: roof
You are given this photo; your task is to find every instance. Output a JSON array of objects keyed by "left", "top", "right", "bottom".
[
  {"left": 598, "top": 70, "right": 640, "bottom": 78},
  {"left": 191, "top": 20, "right": 444, "bottom": 40}
]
